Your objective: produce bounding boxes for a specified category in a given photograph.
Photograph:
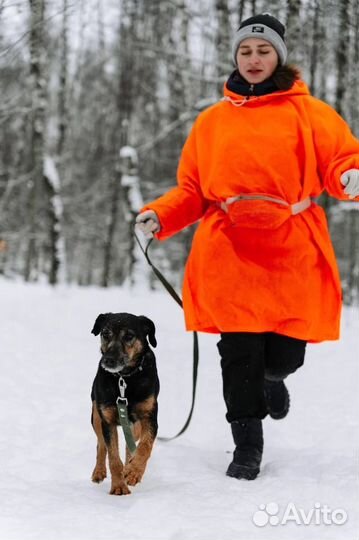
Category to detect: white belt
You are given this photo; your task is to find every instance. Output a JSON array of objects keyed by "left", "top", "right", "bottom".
[{"left": 219, "top": 194, "right": 312, "bottom": 215}]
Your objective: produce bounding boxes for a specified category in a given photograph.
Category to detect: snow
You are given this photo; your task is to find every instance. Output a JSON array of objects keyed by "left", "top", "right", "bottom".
[
  {"left": 44, "top": 155, "right": 61, "bottom": 193},
  {"left": 121, "top": 175, "right": 143, "bottom": 213},
  {"left": 119, "top": 146, "right": 143, "bottom": 213},
  {"left": 0, "top": 278, "right": 358, "bottom": 540},
  {"left": 119, "top": 146, "right": 139, "bottom": 163}
]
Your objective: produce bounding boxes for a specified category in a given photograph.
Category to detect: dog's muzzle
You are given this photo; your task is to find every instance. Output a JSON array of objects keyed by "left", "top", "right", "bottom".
[{"left": 100, "top": 353, "right": 129, "bottom": 374}]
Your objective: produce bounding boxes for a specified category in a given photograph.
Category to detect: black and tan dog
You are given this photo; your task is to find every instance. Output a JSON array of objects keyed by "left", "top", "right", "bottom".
[{"left": 90, "top": 312, "right": 159, "bottom": 495}]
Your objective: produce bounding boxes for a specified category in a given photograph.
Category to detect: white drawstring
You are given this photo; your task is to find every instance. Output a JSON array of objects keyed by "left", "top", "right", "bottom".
[{"left": 221, "top": 95, "right": 249, "bottom": 108}]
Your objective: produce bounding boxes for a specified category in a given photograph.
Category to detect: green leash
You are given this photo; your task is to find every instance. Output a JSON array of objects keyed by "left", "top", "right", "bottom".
[
  {"left": 116, "top": 376, "right": 137, "bottom": 455},
  {"left": 134, "top": 231, "right": 199, "bottom": 441}
]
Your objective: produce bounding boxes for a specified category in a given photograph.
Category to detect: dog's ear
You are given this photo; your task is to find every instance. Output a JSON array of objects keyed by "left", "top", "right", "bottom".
[
  {"left": 91, "top": 313, "right": 110, "bottom": 336},
  {"left": 138, "top": 316, "right": 157, "bottom": 348}
]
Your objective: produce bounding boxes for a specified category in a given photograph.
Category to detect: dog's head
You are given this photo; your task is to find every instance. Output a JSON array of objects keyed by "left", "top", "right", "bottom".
[{"left": 91, "top": 312, "right": 156, "bottom": 374}]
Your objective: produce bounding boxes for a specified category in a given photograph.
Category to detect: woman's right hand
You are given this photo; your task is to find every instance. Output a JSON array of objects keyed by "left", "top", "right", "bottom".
[{"left": 135, "top": 210, "right": 161, "bottom": 238}]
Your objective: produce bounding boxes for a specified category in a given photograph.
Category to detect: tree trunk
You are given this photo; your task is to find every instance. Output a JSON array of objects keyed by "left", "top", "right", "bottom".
[
  {"left": 250, "top": 0, "right": 256, "bottom": 16},
  {"left": 102, "top": 0, "right": 138, "bottom": 286},
  {"left": 335, "top": 0, "right": 350, "bottom": 117},
  {"left": 24, "top": 0, "right": 47, "bottom": 282},
  {"left": 238, "top": 0, "right": 245, "bottom": 23},
  {"left": 119, "top": 145, "right": 149, "bottom": 288},
  {"left": 215, "top": 0, "right": 232, "bottom": 92},
  {"left": 346, "top": 210, "right": 359, "bottom": 304},
  {"left": 349, "top": 0, "right": 359, "bottom": 135},
  {"left": 309, "top": 0, "right": 321, "bottom": 95},
  {"left": 102, "top": 169, "right": 122, "bottom": 288},
  {"left": 44, "top": 156, "right": 65, "bottom": 285},
  {"left": 57, "top": 0, "right": 69, "bottom": 159},
  {"left": 286, "top": 0, "right": 302, "bottom": 65}
]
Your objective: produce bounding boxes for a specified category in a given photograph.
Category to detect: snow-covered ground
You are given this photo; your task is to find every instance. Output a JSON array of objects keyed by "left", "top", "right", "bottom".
[{"left": 0, "top": 279, "right": 358, "bottom": 540}]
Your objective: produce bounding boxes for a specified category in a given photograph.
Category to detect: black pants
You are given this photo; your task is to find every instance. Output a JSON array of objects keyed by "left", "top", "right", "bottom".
[{"left": 217, "top": 332, "right": 306, "bottom": 422}]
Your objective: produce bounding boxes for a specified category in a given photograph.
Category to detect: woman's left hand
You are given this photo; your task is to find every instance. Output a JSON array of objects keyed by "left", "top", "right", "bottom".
[{"left": 340, "top": 169, "right": 359, "bottom": 199}]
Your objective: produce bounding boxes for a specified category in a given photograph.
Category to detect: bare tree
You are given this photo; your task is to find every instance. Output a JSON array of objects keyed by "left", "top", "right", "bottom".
[
  {"left": 349, "top": 0, "right": 359, "bottom": 135},
  {"left": 215, "top": 0, "right": 232, "bottom": 91},
  {"left": 44, "top": 156, "right": 65, "bottom": 284},
  {"left": 42, "top": 0, "right": 70, "bottom": 285},
  {"left": 309, "top": 0, "right": 321, "bottom": 95},
  {"left": 238, "top": 0, "right": 246, "bottom": 22},
  {"left": 335, "top": 0, "right": 350, "bottom": 117},
  {"left": 57, "top": 0, "right": 69, "bottom": 158},
  {"left": 346, "top": 210, "right": 359, "bottom": 304},
  {"left": 286, "top": 0, "right": 302, "bottom": 64},
  {"left": 25, "top": 0, "right": 47, "bottom": 281}
]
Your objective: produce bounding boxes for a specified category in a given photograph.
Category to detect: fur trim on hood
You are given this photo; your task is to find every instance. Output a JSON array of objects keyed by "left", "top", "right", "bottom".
[{"left": 272, "top": 64, "right": 301, "bottom": 90}]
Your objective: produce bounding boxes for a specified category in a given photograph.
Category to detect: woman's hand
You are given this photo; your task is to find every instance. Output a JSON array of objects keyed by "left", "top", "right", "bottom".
[
  {"left": 340, "top": 169, "right": 359, "bottom": 199},
  {"left": 135, "top": 210, "right": 161, "bottom": 238}
]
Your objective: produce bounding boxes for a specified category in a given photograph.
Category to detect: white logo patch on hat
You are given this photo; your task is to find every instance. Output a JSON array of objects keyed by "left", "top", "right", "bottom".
[{"left": 252, "top": 25, "right": 264, "bottom": 33}]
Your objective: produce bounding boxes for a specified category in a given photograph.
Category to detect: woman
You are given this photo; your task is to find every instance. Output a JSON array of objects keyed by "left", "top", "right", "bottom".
[{"left": 136, "top": 13, "right": 359, "bottom": 480}]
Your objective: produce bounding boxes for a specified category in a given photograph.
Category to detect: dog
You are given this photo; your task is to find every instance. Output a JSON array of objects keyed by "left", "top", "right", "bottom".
[{"left": 90, "top": 312, "right": 159, "bottom": 495}]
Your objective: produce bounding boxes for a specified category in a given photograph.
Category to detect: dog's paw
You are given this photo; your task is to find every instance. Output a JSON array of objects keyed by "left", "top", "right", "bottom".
[
  {"left": 91, "top": 467, "right": 107, "bottom": 483},
  {"left": 124, "top": 465, "right": 144, "bottom": 486},
  {"left": 109, "top": 482, "right": 131, "bottom": 495}
]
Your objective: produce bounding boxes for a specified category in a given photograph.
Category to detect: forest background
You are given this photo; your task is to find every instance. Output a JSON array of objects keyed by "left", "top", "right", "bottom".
[{"left": 0, "top": 0, "right": 358, "bottom": 303}]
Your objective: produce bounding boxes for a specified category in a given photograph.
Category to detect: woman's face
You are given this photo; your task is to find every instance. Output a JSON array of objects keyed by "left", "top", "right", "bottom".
[{"left": 236, "top": 38, "right": 279, "bottom": 84}]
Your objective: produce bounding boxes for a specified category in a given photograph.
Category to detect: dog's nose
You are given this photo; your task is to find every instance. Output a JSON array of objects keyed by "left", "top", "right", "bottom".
[
  {"left": 102, "top": 350, "right": 128, "bottom": 363},
  {"left": 102, "top": 354, "right": 117, "bottom": 365}
]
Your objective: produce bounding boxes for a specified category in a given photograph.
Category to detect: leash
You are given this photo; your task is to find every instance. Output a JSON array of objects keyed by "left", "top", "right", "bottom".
[
  {"left": 115, "top": 355, "right": 150, "bottom": 455},
  {"left": 116, "top": 376, "right": 137, "bottom": 455},
  {"left": 134, "top": 230, "right": 199, "bottom": 441}
]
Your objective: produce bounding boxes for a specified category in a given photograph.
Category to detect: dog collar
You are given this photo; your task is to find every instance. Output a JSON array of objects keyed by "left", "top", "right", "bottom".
[{"left": 112, "top": 352, "right": 147, "bottom": 378}]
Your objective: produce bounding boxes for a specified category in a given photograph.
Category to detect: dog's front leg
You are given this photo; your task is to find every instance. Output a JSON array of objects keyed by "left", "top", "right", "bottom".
[
  {"left": 106, "top": 424, "right": 131, "bottom": 495},
  {"left": 125, "top": 399, "right": 158, "bottom": 486},
  {"left": 125, "top": 421, "right": 142, "bottom": 466},
  {"left": 91, "top": 402, "right": 107, "bottom": 483},
  {"left": 101, "top": 409, "right": 130, "bottom": 495}
]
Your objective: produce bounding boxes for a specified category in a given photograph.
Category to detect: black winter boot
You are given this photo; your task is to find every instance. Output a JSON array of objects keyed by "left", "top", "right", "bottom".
[
  {"left": 264, "top": 379, "right": 290, "bottom": 419},
  {"left": 226, "top": 418, "right": 263, "bottom": 480}
]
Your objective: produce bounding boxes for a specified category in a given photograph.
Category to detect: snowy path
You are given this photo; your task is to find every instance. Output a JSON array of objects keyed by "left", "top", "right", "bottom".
[{"left": 0, "top": 280, "right": 357, "bottom": 540}]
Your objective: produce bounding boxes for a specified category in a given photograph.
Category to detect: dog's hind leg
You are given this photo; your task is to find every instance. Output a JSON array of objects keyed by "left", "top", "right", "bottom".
[{"left": 91, "top": 401, "right": 107, "bottom": 483}]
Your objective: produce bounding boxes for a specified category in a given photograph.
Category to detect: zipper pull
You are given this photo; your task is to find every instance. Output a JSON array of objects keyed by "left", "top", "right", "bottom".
[{"left": 245, "top": 84, "right": 254, "bottom": 101}]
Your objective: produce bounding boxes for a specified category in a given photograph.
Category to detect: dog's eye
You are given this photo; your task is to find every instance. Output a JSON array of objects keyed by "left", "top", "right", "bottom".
[
  {"left": 123, "top": 332, "right": 135, "bottom": 342},
  {"left": 101, "top": 330, "right": 111, "bottom": 340}
]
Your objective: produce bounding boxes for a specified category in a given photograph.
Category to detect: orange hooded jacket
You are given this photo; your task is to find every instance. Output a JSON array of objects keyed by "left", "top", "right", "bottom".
[{"left": 142, "top": 81, "right": 359, "bottom": 342}]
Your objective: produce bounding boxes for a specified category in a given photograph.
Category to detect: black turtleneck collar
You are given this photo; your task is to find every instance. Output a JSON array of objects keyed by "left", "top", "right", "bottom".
[{"left": 226, "top": 69, "right": 279, "bottom": 97}]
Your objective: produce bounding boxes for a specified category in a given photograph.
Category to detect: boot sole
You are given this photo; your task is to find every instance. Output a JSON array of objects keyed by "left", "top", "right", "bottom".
[
  {"left": 226, "top": 462, "right": 259, "bottom": 480},
  {"left": 267, "top": 393, "right": 290, "bottom": 419},
  {"left": 264, "top": 383, "right": 290, "bottom": 420},
  {"left": 269, "top": 407, "right": 289, "bottom": 420}
]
